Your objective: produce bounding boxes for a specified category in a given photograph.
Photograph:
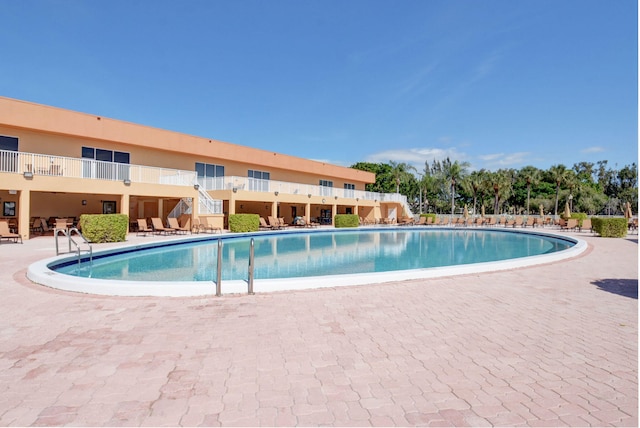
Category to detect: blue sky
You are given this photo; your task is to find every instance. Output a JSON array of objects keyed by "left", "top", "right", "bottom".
[{"left": 1, "top": 0, "right": 637, "bottom": 173}]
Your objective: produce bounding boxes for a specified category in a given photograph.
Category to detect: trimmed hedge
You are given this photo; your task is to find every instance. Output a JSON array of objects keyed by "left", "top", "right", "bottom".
[
  {"left": 335, "top": 214, "right": 359, "bottom": 228},
  {"left": 591, "top": 217, "right": 628, "bottom": 238},
  {"left": 79, "top": 214, "right": 128, "bottom": 243},
  {"left": 229, "top": 214, "right": 259, "bottom": 233}
]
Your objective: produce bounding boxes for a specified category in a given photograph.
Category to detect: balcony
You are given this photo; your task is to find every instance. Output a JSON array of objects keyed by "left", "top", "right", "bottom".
[
  {"left": 0, "top": 149, "right": 409, "bottom": 209},
  {"left": 0, "top": 149, "right": 196, "bottom": 186},
  {"left": 197, "top": 176, "right": 409, "bottom": 205}
]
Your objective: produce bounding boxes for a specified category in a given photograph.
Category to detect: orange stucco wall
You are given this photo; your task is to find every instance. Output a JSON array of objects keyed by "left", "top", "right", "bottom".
[{"left": 0, "top": 97, "right": 375, "bottom": 187}]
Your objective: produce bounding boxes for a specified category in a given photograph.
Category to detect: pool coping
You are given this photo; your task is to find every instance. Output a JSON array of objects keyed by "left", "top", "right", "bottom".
[{"left": 26, "top": 227, "right": 588, "bottom": 297}]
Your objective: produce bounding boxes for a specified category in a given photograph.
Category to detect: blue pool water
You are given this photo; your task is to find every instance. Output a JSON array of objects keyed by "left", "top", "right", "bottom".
[{"left": 52, "top": 228, "right": 574, "bottom": 282}]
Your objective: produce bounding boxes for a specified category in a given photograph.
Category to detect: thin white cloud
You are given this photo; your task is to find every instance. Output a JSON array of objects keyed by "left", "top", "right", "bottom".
[
  {"left": 581, "top": 146, "right": 606, "bottom": 154},
  {"left": 365, "top": 147, "right": 469, "bottom": 171},
  {"left": 477, "top": 152, "right": 532, "bottom": 169}
]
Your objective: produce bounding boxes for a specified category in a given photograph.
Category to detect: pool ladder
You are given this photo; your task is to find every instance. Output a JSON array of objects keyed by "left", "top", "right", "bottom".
[
  {"left": 215, "top": 237, "right": 254, "bottom": 297},
  {"left": 54, "top": 227, "right": 93, "bottom": 265}
]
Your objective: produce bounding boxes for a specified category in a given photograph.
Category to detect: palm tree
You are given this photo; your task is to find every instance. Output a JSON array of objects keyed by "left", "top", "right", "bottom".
[
  {"left": 442, "top": 159, "right": 470, "bottom": 217},
  {"left": 549, "top": 164, "right": 571, "bottom": 216},
  {"left": 461, "top": 170, "right": 486, "bottom": 217},
  {"left": 488, "top": 170, "right": 512, "bottom": 214},
  {"left": 389, "top": 161, "right": 416, "bottom": 194},
  {"left": 519, "top": 166, "right": 541, "bottom": 215}
]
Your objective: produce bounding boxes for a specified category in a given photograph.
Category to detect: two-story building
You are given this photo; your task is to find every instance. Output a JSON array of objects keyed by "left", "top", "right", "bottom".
[{"left": 0, "top": 96, "right": 411, "bottom": 240}]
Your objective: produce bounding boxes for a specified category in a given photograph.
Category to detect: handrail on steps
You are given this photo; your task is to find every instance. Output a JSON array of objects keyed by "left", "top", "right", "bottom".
[{"left": 55, "top": 227, "right": 93, "bottom": 265}]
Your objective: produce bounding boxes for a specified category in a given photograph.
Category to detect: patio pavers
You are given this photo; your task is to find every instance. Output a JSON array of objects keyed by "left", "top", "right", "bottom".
[{"left": 0, "top": 230, "right": 637, "bottom": 426}]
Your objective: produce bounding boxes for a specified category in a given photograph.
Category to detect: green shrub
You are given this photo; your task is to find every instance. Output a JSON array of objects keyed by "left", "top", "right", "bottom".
[
  {"left": 591, "top": 217, "right": 628, "bottom": 238},
  {"left": 79, "top": 214, "right": 128, "bottom": 243},
  {"left": 229, "top": 214, "right": 259, "bottom": 233},
  {"left": 334, "top": 214, "right": 359, "bottom": 228}
]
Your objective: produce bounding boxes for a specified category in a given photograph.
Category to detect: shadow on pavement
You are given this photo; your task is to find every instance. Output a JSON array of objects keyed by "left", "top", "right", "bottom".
[{"left": 592, "top": 278, "right": 638, "bottom": 299}]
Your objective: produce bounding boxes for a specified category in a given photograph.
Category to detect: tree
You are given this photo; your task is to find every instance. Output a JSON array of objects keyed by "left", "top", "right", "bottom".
[
  {"left": 442, "top": 158, "right": 470, "bottom": 217},
  {"left": 548, "top": 164, "right": 571, "bottom": 216},
  {"left": 461, "top": 170, "right": 486, "bottom": 216},
  {"left": 519, "top": 166, "right": 541, "bottom": 215},
  {"left": 488, "top": 170, "right": 512, "bottom": 214},
  {"left": 388, "top": 161, "right": 416, "bottom": 194}
]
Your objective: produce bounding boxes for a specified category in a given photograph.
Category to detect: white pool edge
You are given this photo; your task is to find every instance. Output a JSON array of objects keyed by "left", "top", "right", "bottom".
[{"left": 26, "top": 228, "right": 588, "bottom": 297}]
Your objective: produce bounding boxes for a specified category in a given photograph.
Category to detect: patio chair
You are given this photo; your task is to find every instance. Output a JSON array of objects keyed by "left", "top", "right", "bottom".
[
  {"left": 40, "top": 218, "right": 51, "bottom": 234},
  {"left": 151, "top": 217, "right": 176, "bottom": 235},
  {"left": 561, "top": 218, "right": 578, "bottom": 231},
  {"left": 137, "top": 219, "right": 153, "bottom": 236},
  {"left": 168, "top": 217, "right": 190, "bottom": 234},
  {"left": 0, "top": 220, "right": 22, "bottom": 244},
  {"left": 579, "top": 218, "right": 592, "bottom": 233},
  {"left": 259, "top": 217, "right": 273, "bottom": 230},
  {"left": 268, "top": 216, "right": 281, "bottom": 229}
]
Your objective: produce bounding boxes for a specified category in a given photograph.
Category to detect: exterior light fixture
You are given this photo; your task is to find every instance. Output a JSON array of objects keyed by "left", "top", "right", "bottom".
[
  {"left": 274, "top": 191, "right": 279, "bottom": 196},
  {"left": 307, "top": 194, "right": 312, "bottom": 198},
  {"left": 82, "top": 200, "right": 87, "bottom": 205},
  {"left": 233, "top": 187, "right": 238, "bottom": 193},
  {"left": 194, "top": 183, "right": 200, "bottom": 190},
  {"left": 334, "top": 196, "right": 338, "bottom": 200},
  {"left": 23, "top": 171, "right": 34, "bottom": 179},
  {"left": 123, "top": 179, "right": 131, "bottom": 186},
  {"left": 322, "top": 199, "right": 326, "bottom": 204}
]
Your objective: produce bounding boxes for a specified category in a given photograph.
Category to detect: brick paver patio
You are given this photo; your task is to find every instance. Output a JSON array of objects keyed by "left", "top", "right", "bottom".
[{"left": 0, "top": 230, "right": 637, "bottom": 426}]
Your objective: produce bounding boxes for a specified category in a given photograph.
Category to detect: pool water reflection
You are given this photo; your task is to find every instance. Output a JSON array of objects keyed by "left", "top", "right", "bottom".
[{"left": 53, "top": 229, "right": 574, "bottom": 282}]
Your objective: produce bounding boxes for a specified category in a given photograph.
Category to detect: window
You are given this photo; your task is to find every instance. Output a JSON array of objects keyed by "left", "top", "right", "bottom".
[
  {"left": 320, "top": 179, "right": 333, "bottom": 197},
  {"left": 81, "top": 146, "right": 130, "bottom": 180},
  {"left": 344, "top": 183, "right": 355, "bottom": 198},
  {"left": 195, "top": 162, "right": 225, "bottom": 190},
  {"left": 248, "top": 169, "right": 270, "bottom": 191},
  {"left": 0, "top": 136, "right": 18, "bottom": 172},
  {"left": 0, "top": 136, "right": 18, "bottom": 151}
]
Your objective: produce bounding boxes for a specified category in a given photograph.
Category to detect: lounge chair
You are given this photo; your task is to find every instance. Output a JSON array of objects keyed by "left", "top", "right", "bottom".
[
  {"left": 259, "top": 217, "right": 273, "bottom": 230},
  {"left": 168, "top": 217, "right": 190, "bottom": 234},
  {"left": 400, "top": 217, "right": 415, "bottom": 226},
  {"left": 523, "top": 217, "right": 534, "bottom": 228},
  {"left": 40, "top": 218, "right": 50, "bottom": 234},
  {"left": 561, "top": 218, "right": 578, "bottom": 231},
  {"left": 415, "top": 217, "right": 427, "bottom": 226},
  {"left": 484, "top": 217, "right": 496, "bottom": 227},
  {"left": 579, "top": 218, "right": 592, "bottom": 233},
  {"left": 0, "top": 220, "right": 22, "bottom": 244},
  {"left": 137, "top": 219, "right": 153, "bottom": 236},
  {"left": 278, "top": 218, "right": 289, "bottom": 228},
  {"left": 151, "top": 217, "right": 176, "bottom": 235},
  {"left": 268, "top": 216, "right": 281, "bottom": 229}
]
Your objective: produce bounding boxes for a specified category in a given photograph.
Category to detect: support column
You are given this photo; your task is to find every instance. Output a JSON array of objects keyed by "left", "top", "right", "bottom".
[
  {"left": 157, "top": 198, "right": 164, "bottom": 218},
  {"left": 305, "top": 202, "right": 311, "bottom": 223},
  {"left": 332, "top": 203, "right": 337, "bottom": 225},
  {"left": 120, "top": 193, "right": 130, "bottom": 217},
  {"left": 18, "top": 190, "right": 30, "bottom": 240}
]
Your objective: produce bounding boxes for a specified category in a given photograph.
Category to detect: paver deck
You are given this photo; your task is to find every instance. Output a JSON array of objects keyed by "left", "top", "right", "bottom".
[{"left": 0, "top": 229, "right": 637, "bottom": 426}]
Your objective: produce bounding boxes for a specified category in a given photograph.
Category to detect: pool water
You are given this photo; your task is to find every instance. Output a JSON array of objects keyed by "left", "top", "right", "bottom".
[{"left": 53, "top": 229, "right": 574, "bottom": 282}]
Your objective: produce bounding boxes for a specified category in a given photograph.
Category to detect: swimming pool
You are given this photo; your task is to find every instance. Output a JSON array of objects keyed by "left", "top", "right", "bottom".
[{"left": 28, "top": 227, "right": 586, "bottom": 296}]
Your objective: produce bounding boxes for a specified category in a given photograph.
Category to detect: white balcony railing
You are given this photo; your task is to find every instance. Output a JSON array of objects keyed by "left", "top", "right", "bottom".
[
  {"left": 0, "top": 149, "right": 410, "bottom": 213},
  {"left": 197, "top": 175, "right": 410, "bottom": 206},
  {"left": 0, "top": 149, "right": 197, "bottom": 186}
]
